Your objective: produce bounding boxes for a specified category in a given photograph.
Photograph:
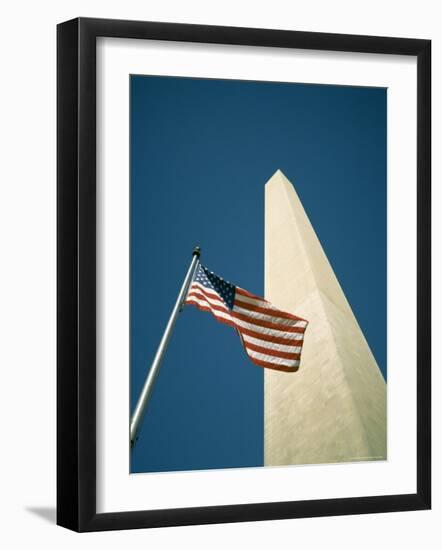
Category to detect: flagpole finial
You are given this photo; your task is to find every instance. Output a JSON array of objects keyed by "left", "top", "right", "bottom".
[{"left": 192, "top": 246, "right": 201, "bottom": 258}]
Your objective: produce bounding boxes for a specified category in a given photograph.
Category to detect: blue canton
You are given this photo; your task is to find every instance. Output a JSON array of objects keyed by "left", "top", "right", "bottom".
[{"left": 193, "top": 265, "right": 236, "bottom": 309}]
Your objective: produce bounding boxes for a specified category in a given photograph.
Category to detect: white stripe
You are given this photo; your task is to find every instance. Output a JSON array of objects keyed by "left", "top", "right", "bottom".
[
  {"left": 232, "top": 315, "right": 305, "bottom": 338},
  {"left": 187, "top": 291, "right": 227, "bottom": 312},
  {"left": 192, "top": 283, "right": 307, "bottom": 328},
  {"left": 191, "top": 282, "right": 225, "bottom": 301},
  {"left": 187, "top": 297, "right": 304, "bottom": 345},
  {"left": 191, "top": 281, "right": 220, "bottom": 296},
  {"left": 234, "top": 291, "right": 269, "bottom": 308},
  {"left": 233, "top": 305, "right": 307, "bottom": 328},
  {"left": 236, "top": 293, "right": 307, "bottom": 327},
  {"left": 245, "top": 348, "right": 300, "bottom": 368},
  {"left": 241, "top": 333, "right": 302, "bottom": 354},
  {"left": 188, "top": 284, "right": 227, "bottom": 308},
  {"left": 186, "top": 297, "right": 232, "bottom": 322}
]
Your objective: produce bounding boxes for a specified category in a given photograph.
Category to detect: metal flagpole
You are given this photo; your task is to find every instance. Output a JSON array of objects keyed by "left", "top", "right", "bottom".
[{"left": 130, "top": 246, "right": 201, "bottom": 448}]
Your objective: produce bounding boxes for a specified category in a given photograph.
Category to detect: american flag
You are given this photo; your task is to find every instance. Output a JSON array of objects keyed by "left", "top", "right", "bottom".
[{"left": 185, "top": 264, "right": 308, "bottom": 372}]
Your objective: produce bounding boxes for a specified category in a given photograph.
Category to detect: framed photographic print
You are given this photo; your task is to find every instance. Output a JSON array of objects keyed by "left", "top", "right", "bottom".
[{"left": 57, "top": 17, "right": 431, "bottom": 531}]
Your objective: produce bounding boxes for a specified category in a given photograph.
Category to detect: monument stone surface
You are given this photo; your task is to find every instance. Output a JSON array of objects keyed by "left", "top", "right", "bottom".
[{"left": 264, "top": 170, "right": 386, "bottom": 466}]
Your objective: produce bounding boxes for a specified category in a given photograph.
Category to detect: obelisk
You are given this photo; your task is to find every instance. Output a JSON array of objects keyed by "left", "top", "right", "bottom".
[{"left": 264, "top": 170, "right": 386, "bottom": 466}]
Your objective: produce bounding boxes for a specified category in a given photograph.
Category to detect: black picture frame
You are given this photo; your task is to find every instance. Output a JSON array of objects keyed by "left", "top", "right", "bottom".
[{"left": 57, "top": 17, "right": 431, "bottom": 532}]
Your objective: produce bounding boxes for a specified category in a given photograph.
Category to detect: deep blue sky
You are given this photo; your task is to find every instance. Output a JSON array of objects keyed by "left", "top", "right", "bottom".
[{"left": 130, "top": 75, "right": 386, "bottom": 474}]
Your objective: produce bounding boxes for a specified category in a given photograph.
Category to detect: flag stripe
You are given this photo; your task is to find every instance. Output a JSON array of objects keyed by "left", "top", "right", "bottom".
[
  {"left": 236, "top": 287, "right": 264, "bottom": 300},
  {"left": 185, "top": 264, "right": 308, "bottom": 373},
  {"left": 187, "top": 288, "right": 305, "bottom": 333},
  {"left": 185, "top": 299, "right": 236, "bottom": 329},
  {"left": 191, "top": 282, "right": 227, "bottom": 302},
  {"left": 247, "top": 356, "right": 300, "bottom": 373},
  {"left": 233, "top": 291, "right": 269, "bottom": 308},
  {"left": 245, "top": 347, "right": 300, "bottom": 367},
  {"left": 186, "top": 296, "right": 231, "bottom": 320},
  {"left": 240, "top": 332, "right": 302, "bottom": 353},
  {"left": 186, "top": 291, "right": 229, "bottom": 314},
  {"left": 235, "top": 298, "right": 307, "bottom": 322},
  {"left": 230, "top": 316, "right": 304, "bottom": 339},
  {"left": 233, "top": 304, "right": 307, "bottom": 327},
  {"left": 243, "top": 340, "right": 301, "bottom": 360},
  {"left": 187, "top": 295, "right": 306, "bottom": 345},
  {"left": 231, "top": 311, "right": 306, "bottom": 333},
  {"left": 235, "top": 288, "right": 308, "bottom": 321},
  {"left": 237, "top": 325, "right": 304, "bottom": 345}
]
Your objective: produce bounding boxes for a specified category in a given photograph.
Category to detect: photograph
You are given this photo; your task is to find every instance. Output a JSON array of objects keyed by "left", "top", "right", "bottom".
[
  {"left": 0, "top": 0, "right": 436, "bottom": 544},
  {"left": 129, "top": 75, "right": 387, "bottom": 474},
  {"left": 54, "top": 14, "right": 431, "bottom": 533}
]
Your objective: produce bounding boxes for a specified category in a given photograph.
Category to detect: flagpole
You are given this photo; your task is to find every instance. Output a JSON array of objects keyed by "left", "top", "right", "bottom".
[{"left": 130, "top": 246, "right": 201, "bottom": 448}]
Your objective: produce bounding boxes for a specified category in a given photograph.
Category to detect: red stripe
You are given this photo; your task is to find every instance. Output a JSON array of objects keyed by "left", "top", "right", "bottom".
[
  {"left": 186, "top": 291, "right": 228, "bottom": 314},
  {"left": 186, "top": 297, "right": 226, "bottom": 317},
  {"left": 235, "top": 298, "right": 306, "bottom": 322},
  {"left": 187, "top": 279, "right": 306, "bottom": 373},
  {"left": 231, "top": 311, "right": 306, "bottom": 333},
  {"left": 186, "top": 300, "right": 235, "bottom": 329},
  {"left": 237, "top": 326, "right": 304, "bottom": 345},
  {"left": 186, "top": 287, "right": 224, "bottom": 302},
  {"left": 245, "top": 354, "right": 300, "bottom": 373},
  {"left": 243, "top": 340, "right": 301, "bottom": 360},
  {"left": 190, "top": 282, "right": 222, "bottom": 300},
  {"left": 236, "top": 287, "right": 265, "bottom": 300},
  {"left": 188, "top": 284, "right": 226, "bottom": 305}
]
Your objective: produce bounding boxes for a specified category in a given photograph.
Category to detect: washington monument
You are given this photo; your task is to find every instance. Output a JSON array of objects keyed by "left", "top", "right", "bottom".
[{"left": 264, "top": 170, "right": 386, "bottom": 466}]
